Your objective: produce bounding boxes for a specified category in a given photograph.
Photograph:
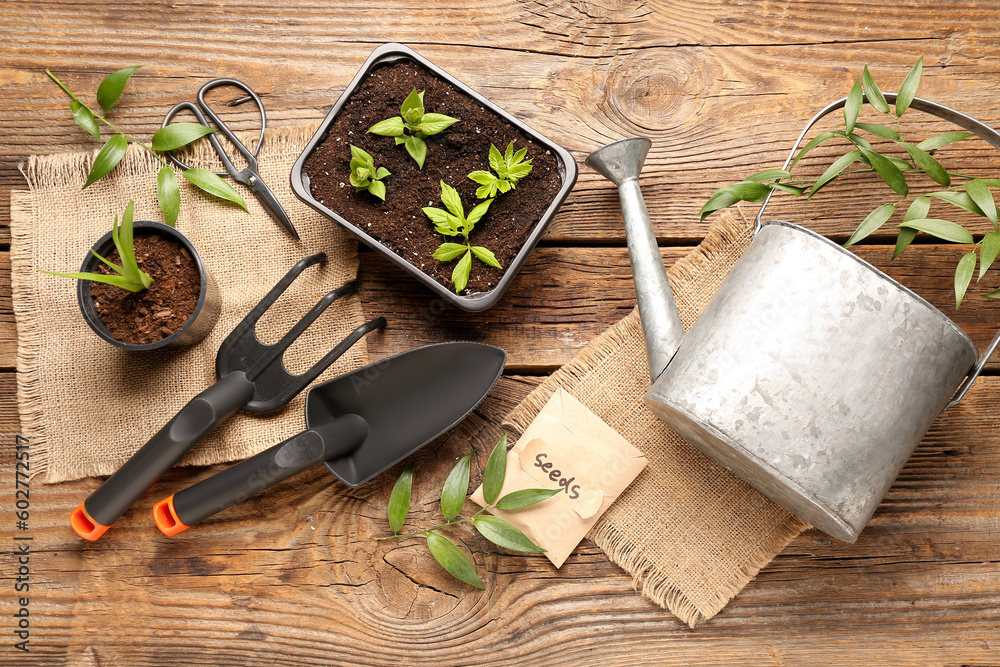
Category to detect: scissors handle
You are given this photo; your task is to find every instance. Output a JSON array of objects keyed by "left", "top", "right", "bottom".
[{"left": 161, "top": 78, "right": 266, "bottom": 179}]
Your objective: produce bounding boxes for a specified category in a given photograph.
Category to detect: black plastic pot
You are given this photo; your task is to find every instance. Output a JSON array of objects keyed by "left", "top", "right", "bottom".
[
  {"left": 289, "top": 42, "right": 579, "bottom": 312},
  {"left": 77, "top": 221, "right": 220, "bottom": 351}
]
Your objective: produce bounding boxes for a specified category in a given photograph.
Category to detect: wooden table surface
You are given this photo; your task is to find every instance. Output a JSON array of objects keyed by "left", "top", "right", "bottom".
[{"left": 3, "top": 2, "right": 1000, "bottom": 665}]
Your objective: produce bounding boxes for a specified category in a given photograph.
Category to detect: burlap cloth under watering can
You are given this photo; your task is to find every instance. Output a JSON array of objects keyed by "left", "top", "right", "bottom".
[
  {"left": 10, "top": 121, "right": 372, "bottom": 483},
  {"left": 504, "top": 205, "right": 810, "bottom": 626}
]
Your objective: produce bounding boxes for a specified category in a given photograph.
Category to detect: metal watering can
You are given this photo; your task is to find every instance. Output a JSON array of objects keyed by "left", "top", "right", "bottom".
[{"left": 587, "top": 94, "right": 1000, "bottom": 542}]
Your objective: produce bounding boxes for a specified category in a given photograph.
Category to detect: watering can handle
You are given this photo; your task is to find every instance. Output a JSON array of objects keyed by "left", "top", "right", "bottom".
[{"left": 755, "top": 94, "right": 1000, "bottom": 409}]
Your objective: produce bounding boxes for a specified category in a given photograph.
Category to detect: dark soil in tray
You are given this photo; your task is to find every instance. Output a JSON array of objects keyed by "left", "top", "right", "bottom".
[
  {"left": 304, "top": 59, "right": 562, "bottom": 294},
  {"left": 90, "top": 233, "right": 201, "bottom": 345}
]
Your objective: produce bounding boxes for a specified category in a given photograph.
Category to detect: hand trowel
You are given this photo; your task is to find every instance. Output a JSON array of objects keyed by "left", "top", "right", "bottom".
[{"left": 153, "top": 342, "right": 505, "bottom": 535}]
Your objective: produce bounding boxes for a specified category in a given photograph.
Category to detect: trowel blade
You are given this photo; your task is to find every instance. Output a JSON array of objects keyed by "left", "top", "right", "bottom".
[{"left": 308, "top": 342, "right": 506, "bottom": 487}]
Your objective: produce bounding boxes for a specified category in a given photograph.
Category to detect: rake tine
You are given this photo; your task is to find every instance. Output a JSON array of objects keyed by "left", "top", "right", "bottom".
[
  {"left": 280, "top": 316, "right": 388, "bottom": 395},
  {"left": 221, "top": 252, "right": 326, "bottom": 350},
  {"left": 245, "top": 282, "right": 358, "bottom": 382}
]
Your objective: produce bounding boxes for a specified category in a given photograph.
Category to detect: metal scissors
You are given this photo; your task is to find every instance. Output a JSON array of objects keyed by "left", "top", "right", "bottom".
[{"left": 161, "top": 78, "right": 299, "bottom": 240}]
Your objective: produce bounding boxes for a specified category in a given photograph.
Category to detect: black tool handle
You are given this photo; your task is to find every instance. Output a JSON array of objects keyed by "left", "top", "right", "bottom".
[
  {"left": 70, "top": 372, "right": 256, "bottom": 540},
  {"left": 153, "top": 415, "right": 369, "bottom": 534}
]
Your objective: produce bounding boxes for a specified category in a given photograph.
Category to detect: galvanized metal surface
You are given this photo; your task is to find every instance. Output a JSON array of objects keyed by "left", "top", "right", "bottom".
[
  {"left": 587, "top": 99, "right": 1000, "bottom": 540},
  {"left": 646, "top": 222, "right": 977, "bottom": 541},
  {"left": 585, "top": 138, "right": 684, "bottom": 381}
]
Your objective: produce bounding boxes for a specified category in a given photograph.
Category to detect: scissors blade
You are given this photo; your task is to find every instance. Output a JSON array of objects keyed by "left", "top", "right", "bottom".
[{"left": 242, "top": 173, "right": 300, "bottom": 240}]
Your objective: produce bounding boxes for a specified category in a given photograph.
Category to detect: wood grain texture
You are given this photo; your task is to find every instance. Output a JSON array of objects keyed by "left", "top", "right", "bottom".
[
  {"left": 0, "top": 373, "right": 997, "bottom": 665},
  {"left": 2, "top": 1, "right": 1000, "bottom": 665}
]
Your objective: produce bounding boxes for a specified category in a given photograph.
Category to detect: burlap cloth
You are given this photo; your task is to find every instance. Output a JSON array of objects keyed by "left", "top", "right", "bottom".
[
  {"left": 504, "top": 206, "right": 810, "bottom": 626},
  {"left": 10, "top": 121, "right": 373, "bottom": 483}
]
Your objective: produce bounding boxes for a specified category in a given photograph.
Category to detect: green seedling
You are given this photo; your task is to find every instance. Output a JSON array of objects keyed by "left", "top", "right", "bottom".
[
  {"left": 47, "top": 66, "right": 248, "bottom": 226},
  {"left": 468, "top": 141, "right": 534, "bottom": 199},
  {"left": 424, "top": 181, "right": 501, "bottom": 293},
  {"left": 700, "top": 56, "right": 1000, "bottom": 309},
  {"left": 376, "top": 433, "right": 560, "bottom": 589},
  {"left": 348, "top": 145, "right": 390, "bottom": 201},
  {"left": 42, "top": 200, "right": 153, "bottom": 292},
  {"left": 367, "top": 88, "right": 459, "bottom": 169}
]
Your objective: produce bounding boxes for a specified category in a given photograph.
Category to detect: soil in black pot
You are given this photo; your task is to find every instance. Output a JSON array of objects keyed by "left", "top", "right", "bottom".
[
  {"left": 304, "top": 59, "right": 563, "bottom": 294},
  {"left": 90, "top": 233, "right": 201, "bottom": 345}
]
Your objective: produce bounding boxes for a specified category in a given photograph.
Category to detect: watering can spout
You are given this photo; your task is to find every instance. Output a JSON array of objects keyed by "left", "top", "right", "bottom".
[{"left": 586, "top": 138, "right": 685, "bottom": 381}]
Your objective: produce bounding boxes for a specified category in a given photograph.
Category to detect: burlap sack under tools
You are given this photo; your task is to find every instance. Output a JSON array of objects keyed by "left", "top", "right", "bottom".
[
  {"left": 504, "top": 206, "right": 811, "bottom": 626},
  {"left": 10, "top": 122, "right": 373, "bottom": 483}
]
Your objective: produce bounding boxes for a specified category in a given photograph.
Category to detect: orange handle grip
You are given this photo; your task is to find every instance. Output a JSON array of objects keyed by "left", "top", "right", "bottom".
[
  {"left": 70, "top": 502, "right": 110, "bottom": 541},
  {"left": 152, "top": 495, "right": 189, "bottom": 536}
]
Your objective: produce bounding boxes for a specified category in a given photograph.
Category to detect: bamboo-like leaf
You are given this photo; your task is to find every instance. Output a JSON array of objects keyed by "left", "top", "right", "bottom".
[
  {"left": 892, "top": 228, "right": 918, "bottom": 260},
  {"left": 473, "top": 515, "right": 545, "bottom": 553},
  {"left": 899, "top": 218, "right": 974, "bottom": 244},
  {"left": 495, "top": 488, "right": 562, "bottom": 511},
  {"left": 151, "top": 123, "right": 217, "bottom": 152},
  {"left": 897, "top": 142, "right": 949, "bottom": 186},
  {"left": 979, "top": 231, "right": 1000, "bottom": 281},
  {"left": 893, "top": 196, "right": 930, "bottom": 259},
  {"left": 720, "top": 181, "right": 771, "bottom": 201},
  {"left": 860, "top": 148, "right": 908, "bottom": 196},
  {"left": 983, "top": 286, "right": 1000, "bottom": 298},
  {"left": 955, "top": 251, "right": 977, "bottom": 309},
  {"left": 745, "top": 168, "right": 791, "bottom": 182},
  {"left": 405, "top": 135, "right": 427, "bottom": 169},
  {"left": 482, "top": 433, "right": 508, "bottom": 505},
  {"left": 790, "top": 131, "right": 837, "bottom": 169},
  {"left": 156, "top": 167, "right": 180, "bottom": 227},
  {"left": 886, "top": 155, "right": 914, "bottom": 172},
  {"left": 387, "top": 465, "right": 414, "bottom": 534},
  {"left": 70, "top": 100, "right": 100, "bottom": 140},
  {"left": 183, "top": 168, "right": 249, "bottom": 212},
  {"left": 452, "top": 250, "right": 472, "bottom": 293},
  {"left": 808, "top": 150, "right": 861, "bottom": 198},
  {"left": 845, "top": 203, "right": 896, "bottom": 246},
  {"left": 965, "top": 179, "right": 997, "bottom": 226},
  {"left": 769, "top": 182, "right": 806, "bottom": 195},
  {"left": 862, "top": 66, "right": 889, "bottom": 113},
  {"left": 432, "top": 242, "right": 468, "bottom": 261},
  {"left": 854, "top": 122, "right": 899, "bottom": 139},
  {"left": 440, "top": 452, "right": 472, "bottom": 521},
  {"left": 917, "top": 131, "right": 973, "bottom": 152},
  {"left": 96, "top": 66, "right": 142, "bottom": 114},
  {"left": 895, "top": 57, "right": 923, "bottom": 117},
  {"left": 844, "top": 82, "right": 863, "bottom": 134},
  {"left": 698, "top": 190, "right": 740, "bottom": 220},
  {"left": 426, "top": 533, "right": 483, "bottom": 588},
  {"left": 927, "top": 190, "right": 985, "bottom": 216},
  {"left": 83, "top": 134, "right": 128, "bottom": 188},
  {"left": 471, "top": 246, "right": 501, "bottom": 269}
]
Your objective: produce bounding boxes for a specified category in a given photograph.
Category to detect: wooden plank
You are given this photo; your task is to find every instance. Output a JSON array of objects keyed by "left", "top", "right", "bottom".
[
  {"left": 4, "top": 4, "right": 1000, "bottom": 245},
  {"left": 0, "top": 371, "right": 997, "bottom": 664},
  {"left": 3, "top": 244, "right": 1000, "bottom": 373}
]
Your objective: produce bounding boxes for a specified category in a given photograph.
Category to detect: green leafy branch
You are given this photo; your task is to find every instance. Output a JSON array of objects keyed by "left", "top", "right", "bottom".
[
  {"left": 700, "top": 56, "right": 1000, "bottom": 308},
  {"left": 46, "top": 66, "right": 248, "bottom": 226},
  {"left": 377, "top": 433, "right": 560, "bottom": 589},
  {"left": 424, "top": 181, "right": 502, "bottom": 293},
  {"left": 348, "top": 145, "right": 390, "bottom": 201},
  {"left": 42, "top": 200, "right": 153, "bottom": 292},
  {"left": 367, "top": 88, "right": 459, "bottom": 169},
  {"left": 468, "top": 141, "right": 534, "bottom": 199}
]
